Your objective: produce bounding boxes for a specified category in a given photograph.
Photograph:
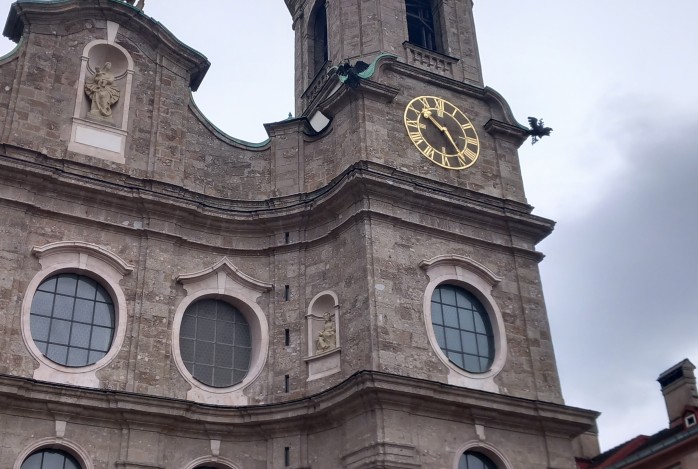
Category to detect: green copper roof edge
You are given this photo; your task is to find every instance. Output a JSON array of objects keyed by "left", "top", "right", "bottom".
[
  {"left": 0, "top": 36, "right": 22, "bottom": 64},
  {"left": 189, "top": 93, "right": 270, "bottom": 149},
  {"left": 336, "top": 52, "right": 398, "bottom": 84},
  {"left": 358, "top": 52, "right": 398, "bottom": 79}
]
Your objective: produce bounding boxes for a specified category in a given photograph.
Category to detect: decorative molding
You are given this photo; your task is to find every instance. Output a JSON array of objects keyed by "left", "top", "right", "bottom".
[
  {"left": 13, "top": 437, "right": 94, "bottom": 469},
  {"left": 420, "top": 255, "right": 507, "bottom": 391},
  {"left": 305, "top": 290, "right": 341, "bottom": 380},
  {"left": 32, "top": 241, "right": 134, "bottom": 276},
  {"left": 403, "top": 41, "right": 458, "bottom": 78},
  {"left": 55, "top": 420, "right": 67, "bottom": 438},
  {"left": 483, "top": 119, "right": 529, "bottom": 147},
  {"left": 301, "top": 60, "right": 333, "bottom": 105},
  {"left": 419, "top": 255, "right": 502, "bottom": 286},
  {"left": 114, "top": 463, "right": 164, "bottom": 469},
  {"left": 0, "top": 371, "right": 600, "bottom": 437},
  {"left": 0, "top": 154, "right": 552, "bottom": 260},
  {"left": 24, "top": 241, "right": 131, "bottom": 386},
  {"left": 452, "top": 441, "right": 514, "bottom": 469},
  {"left": 68, "top": 38, "right": 135, "bottom": 163},
  {"left": 341, "top": 442, "right": 421, "bottom": 469},
  {"left": 183, "top": 455, "right": 240, "bottom": 469},
  {"left": 172, "top": 258, "right": 271, "bottom": 405},
  {"left": 3, "top": 0, "right": 209, "bottom": 89},
  {"left": 176, "top": 257, "right": 272, "bottom": 293}
]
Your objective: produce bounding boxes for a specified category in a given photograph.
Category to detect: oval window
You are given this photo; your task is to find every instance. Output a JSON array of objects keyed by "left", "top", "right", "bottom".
[
  {"left": 179, "top": 299, "right": 252, "bottom": 388},
  {"left": 29, "top": 273, "right": 115, "bottom": 367},
  {"left": 430, "top": 284, "right": 494, "bottom": 373}
]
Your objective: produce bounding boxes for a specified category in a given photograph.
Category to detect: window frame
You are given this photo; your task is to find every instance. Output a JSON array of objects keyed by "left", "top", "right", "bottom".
[
  {"left": 173, "top": 258, "right": 272, "bottom": 405},
  {"left": 14, "top": 438, "right": 93, "bottom": 469},
  {"left": 179, "top": 298, "right": 253, "bottom": 389},
  {"left": 430, "top": 284, "right": 495, "bottom": 374},
  {"left": 21, "top": 242, "right": 132, "bottom": 387},
  {"left": 420, "top": 255, "right": 507, "bottom": 392},
  {"left": 29, "top": 272, "right": 118, "bottom": 368},
  {"left": 405, "top": 0, "right": 442, "bottom": 53},
  {"left": 452, "top": 442, "right": 512, "bottom": 469},
  {"left": 183, "top": 456, "right": 240, "bottom": 469},
  {"left": 459, "top": 450, "right": 498, "bottom": 469}
]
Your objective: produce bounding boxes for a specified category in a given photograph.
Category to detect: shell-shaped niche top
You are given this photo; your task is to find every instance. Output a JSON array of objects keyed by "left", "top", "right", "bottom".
[{"left": 69, "top": 22, "right": 134, "bottom": 164}]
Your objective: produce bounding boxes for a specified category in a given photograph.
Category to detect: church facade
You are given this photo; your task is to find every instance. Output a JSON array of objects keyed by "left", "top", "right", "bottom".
[{"left": 0, "top": 0, "right": 598, "bottom": 468}]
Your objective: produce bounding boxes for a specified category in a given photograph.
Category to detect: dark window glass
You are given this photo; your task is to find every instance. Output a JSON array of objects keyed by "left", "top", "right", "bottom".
[
  {"left": 406, "top": 0, "right": 437, "bottom": 51},
  {"left": 30, "top": 273, "right": 116, "bottom": 367},
  {"left": 21, "top": 449, "right": 81, "bottom": 469},
  {"left": 179, "top": 299, "right": 252, "bottom": 388},
  {"left": 431, "top": 285, "right": 494, "bottom": 373},
  {"left": 458, "top": 451, "right": 498, "bottom": 469},
  {"left": 313, "top": 3, "right": 329, "bottom": 74}
]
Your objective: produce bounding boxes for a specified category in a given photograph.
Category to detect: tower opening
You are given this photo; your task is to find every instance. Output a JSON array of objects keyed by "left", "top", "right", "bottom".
[
  {"left": 312, "top": 2, "right": 329, "bottom": 76},
  {"left": 406, "top": 0, "right": 438, "bottom": 52}
]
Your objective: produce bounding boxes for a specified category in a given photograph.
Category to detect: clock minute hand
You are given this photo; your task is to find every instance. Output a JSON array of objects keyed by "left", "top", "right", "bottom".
[
  {"left": 441, "top": 127, "right": 461, "bottom": 153},
  {"left": 423, "top": 111, "right": 460, "bottom": 153}
]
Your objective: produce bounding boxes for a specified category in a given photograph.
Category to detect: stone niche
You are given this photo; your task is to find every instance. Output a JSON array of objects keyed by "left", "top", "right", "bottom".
[
  {"left": 68, "top": 21, "right": 134, "bottom": 164},
  {"left": 304, "top": 291, "right": 341, "bottom": 381}
]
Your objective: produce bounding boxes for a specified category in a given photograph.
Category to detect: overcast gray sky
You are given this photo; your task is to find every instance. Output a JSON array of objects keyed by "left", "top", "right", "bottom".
[{"left": 2, "top": 0, "right": 697, "bottom": 452}]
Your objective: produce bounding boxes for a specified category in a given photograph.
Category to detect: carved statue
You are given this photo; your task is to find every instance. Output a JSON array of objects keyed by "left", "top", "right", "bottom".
[
  {"left": 85, "top": 62, "right": 120, "bottom": 121},
  {"left": 315, "top": 312, "right": 336, "bottom": 353}
]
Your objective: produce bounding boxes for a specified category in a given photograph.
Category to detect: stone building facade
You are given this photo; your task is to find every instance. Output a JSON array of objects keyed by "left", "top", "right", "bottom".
[{"left": 0, "top": 0, "right": 598, "bottom": 468}]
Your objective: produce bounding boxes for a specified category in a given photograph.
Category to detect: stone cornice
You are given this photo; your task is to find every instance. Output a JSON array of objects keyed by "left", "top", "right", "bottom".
[
  {"left": 484, "top": 118, "right": 530, "bottom": 147},
  {"left": 0, "top": 147, "right": 555, "bottom": 254},
  {"left": 0, "top": 371, "right": 599, "bottom": 438}
]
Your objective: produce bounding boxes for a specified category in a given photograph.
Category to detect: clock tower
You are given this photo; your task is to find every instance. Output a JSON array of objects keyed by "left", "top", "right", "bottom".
[{"left": 0, "top": 0, "right": 598, "bottom": 468}]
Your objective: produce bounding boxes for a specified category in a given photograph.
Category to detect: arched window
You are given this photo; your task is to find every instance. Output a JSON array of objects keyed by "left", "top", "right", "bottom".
[
  {"left": 21, "top": 449, "right": 81, "bottom": 469},
  {"left": 30, "top": 273, "right": 115, "bottom": 367},
  {"left": 459, "top": 451, "right": 498, "bottom": 469},
  {"left": 406, "top": 0, "right": 437, "bottom": 51},
  {"left": 430, "top": 284, "right": 494, "bottom": 374},
  {"left": 179, "top": 299, "right": 252, "bottom": 388},
  {"left": 313, "top": 2, "right": 329, "bottom": 74}
]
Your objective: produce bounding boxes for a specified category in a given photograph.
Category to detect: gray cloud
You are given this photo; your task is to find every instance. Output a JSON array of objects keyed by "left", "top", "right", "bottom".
[{"left": 541, "top": 103, "right": 698, "bottom": 448}]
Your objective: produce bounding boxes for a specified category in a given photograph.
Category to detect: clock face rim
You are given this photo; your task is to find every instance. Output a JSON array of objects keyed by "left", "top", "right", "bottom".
[{"left": 403, "top": 95, "right": 480, "bottom": 170}]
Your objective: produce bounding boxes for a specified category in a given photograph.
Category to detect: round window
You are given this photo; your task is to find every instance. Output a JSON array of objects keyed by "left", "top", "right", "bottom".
[
  {"left": 459, "top": 451, "right": 498, "bottom": 469},
  {"left": 21, "top": 449, "right": 81, "bottom": 469},
  {"left": 179, "top": 299, "right": 252, "bottom": 388},
  {"left": 29, "top": 273, "right": 116, "bottom": 367},
  {"left": 430, "top": 284, "right": 494, "bottom": 373}
]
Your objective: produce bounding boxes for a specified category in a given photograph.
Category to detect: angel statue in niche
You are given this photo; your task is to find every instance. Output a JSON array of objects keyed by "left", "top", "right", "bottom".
[
  {"left": 315, "top": 312, "right": 336, "bottom": 353},
  {"left": 85, "top": 62, "right": 120, "bottom": 121}
]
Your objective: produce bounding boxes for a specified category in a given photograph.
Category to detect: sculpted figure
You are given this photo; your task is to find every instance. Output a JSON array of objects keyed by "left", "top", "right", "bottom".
[
  {"left": 85, "top": 62, "right": 120, "bottom": 120},
  {"left": 315, "top": 312, "right": 336, "bottom": 353}
]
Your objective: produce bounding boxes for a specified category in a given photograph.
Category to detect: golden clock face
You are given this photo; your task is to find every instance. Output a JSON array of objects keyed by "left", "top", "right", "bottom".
[{"left": 404, "top": 96, "right": 480, "bottom": 170}]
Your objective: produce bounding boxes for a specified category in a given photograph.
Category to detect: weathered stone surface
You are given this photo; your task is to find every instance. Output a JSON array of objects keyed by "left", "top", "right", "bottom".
[{"left": 0, "top": 0, "right": 596, "bottom": 467}]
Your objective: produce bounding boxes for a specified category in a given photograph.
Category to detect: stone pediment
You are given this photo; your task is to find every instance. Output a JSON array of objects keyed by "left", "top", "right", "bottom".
[
  {"left": 3, "top": 0, "right": 209, "bottom": 90},
  {"left": 176, "top": 257, "right": 272, "bottom": 294}
]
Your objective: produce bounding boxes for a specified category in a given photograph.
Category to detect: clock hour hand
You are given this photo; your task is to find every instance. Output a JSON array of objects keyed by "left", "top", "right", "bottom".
[
  {"left": 422, "top": 110, "right": 445, "bottom": 132},
  {"left": 423, "top": 110, "right": 460, "bottom": 153}
]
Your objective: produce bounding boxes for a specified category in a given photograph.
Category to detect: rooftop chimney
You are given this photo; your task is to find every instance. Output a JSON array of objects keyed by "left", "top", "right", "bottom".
[{"left": 657, "top": 359, "right": 698, "bottom": 426}]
